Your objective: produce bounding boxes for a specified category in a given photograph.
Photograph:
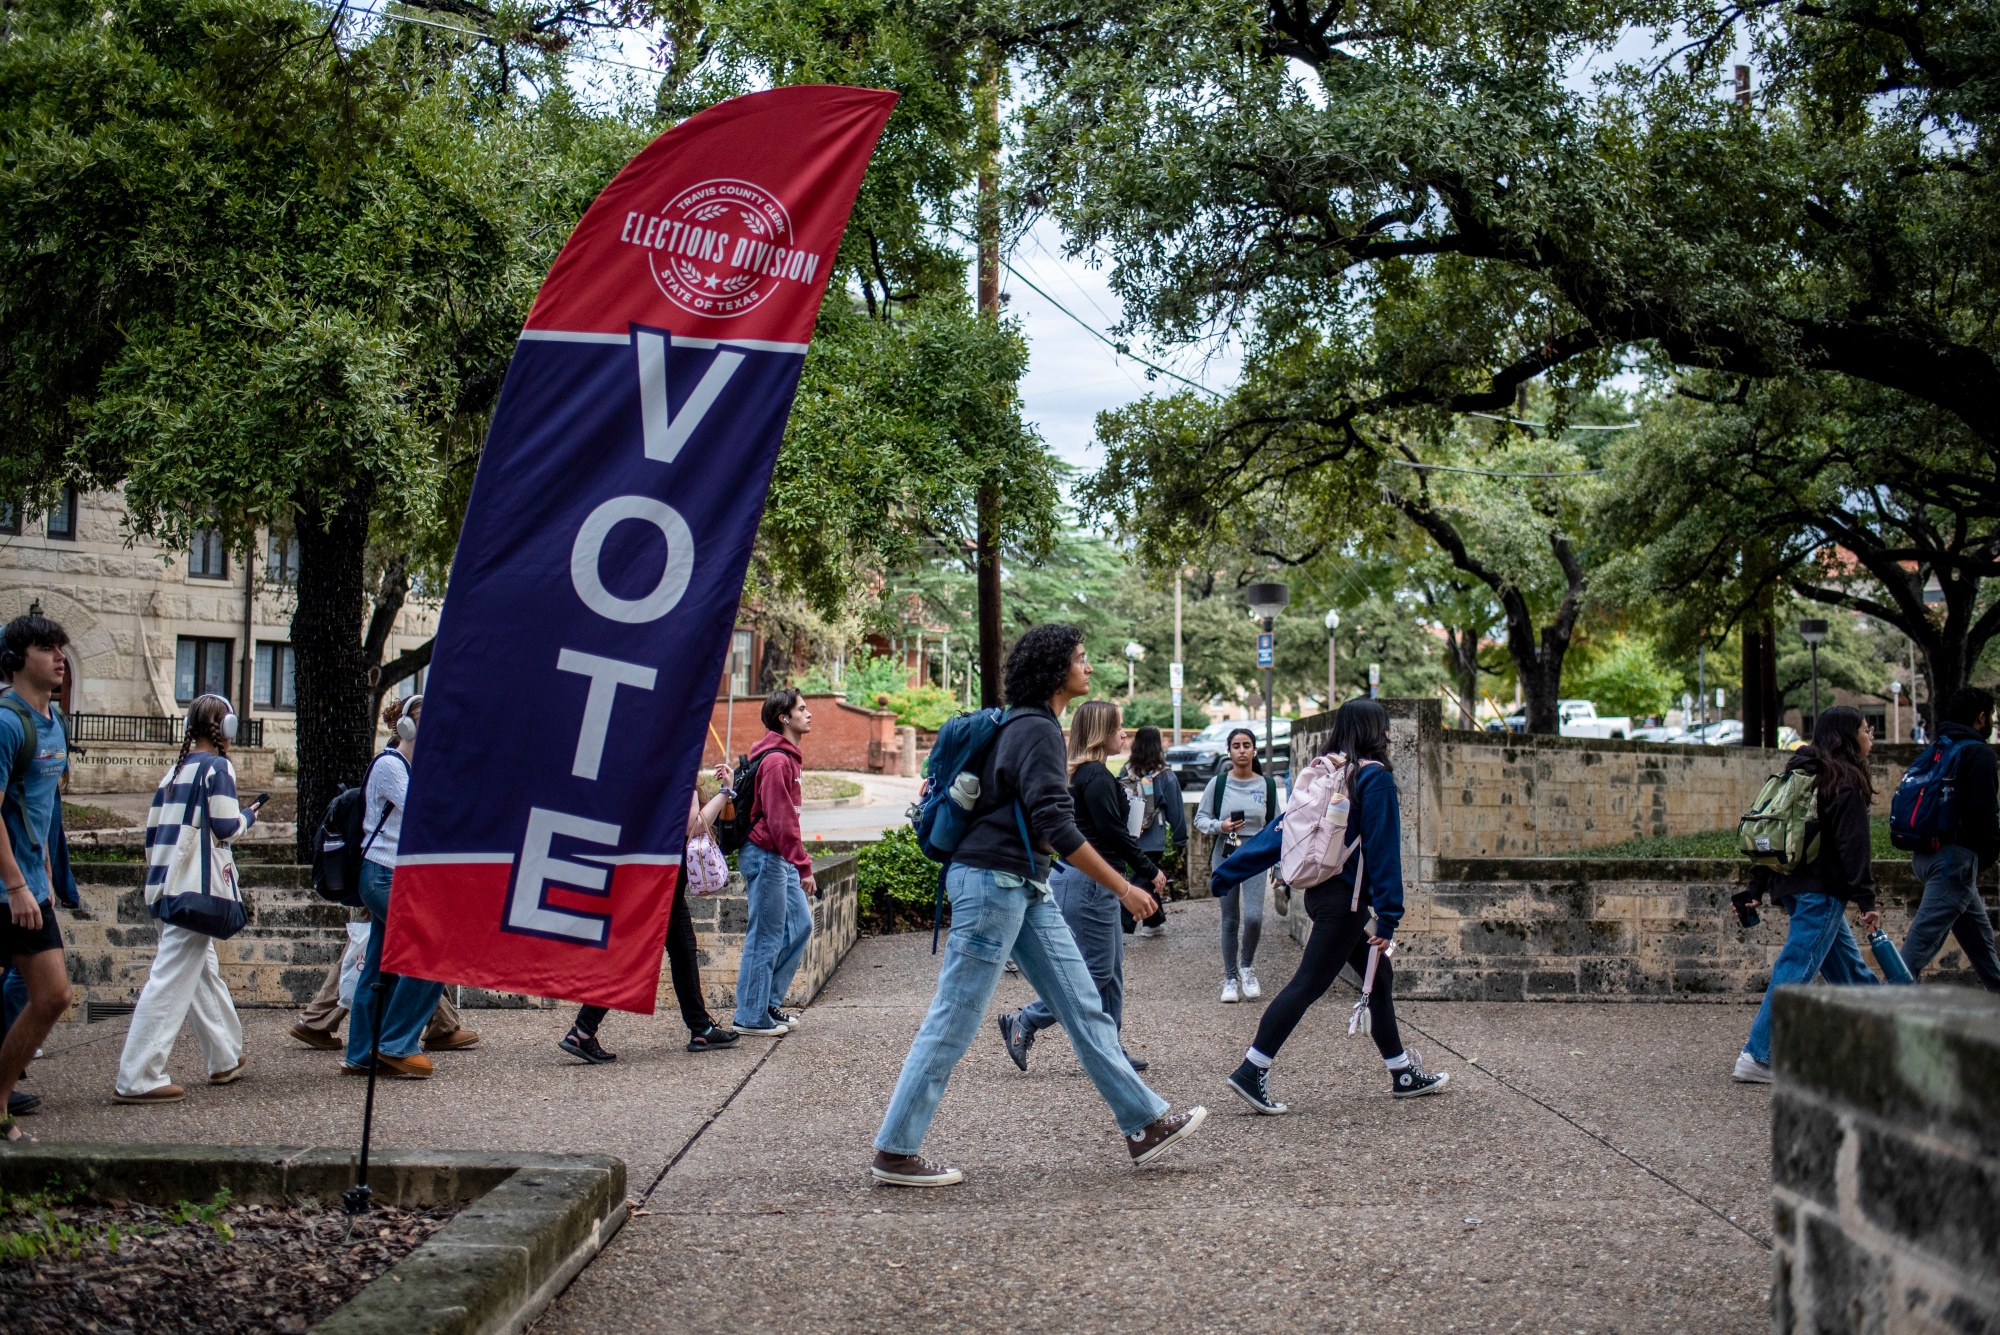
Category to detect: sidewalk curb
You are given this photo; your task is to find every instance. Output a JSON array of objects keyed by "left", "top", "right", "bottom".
[{"left": 0, "top": 1142, "right": 626, "bottom": 1335}]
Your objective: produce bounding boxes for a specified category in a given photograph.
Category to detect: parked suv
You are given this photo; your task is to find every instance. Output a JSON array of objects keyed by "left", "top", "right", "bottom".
[{"left": 1164, "top": 718, "right": 1293, "bottom": 787}]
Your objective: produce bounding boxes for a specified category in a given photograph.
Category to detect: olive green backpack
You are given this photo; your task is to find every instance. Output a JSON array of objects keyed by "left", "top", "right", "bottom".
[{"left": 1738, "top": 769, "right": 1820, "bottom": 874}]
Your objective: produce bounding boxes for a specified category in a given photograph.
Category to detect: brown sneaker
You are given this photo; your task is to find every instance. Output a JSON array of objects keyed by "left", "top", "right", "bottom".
[
  {"left": 290, "top": 1022, "right": 342, "bottom": 1050},
  {"left": 1126, "top": 1106, "right": 1208, "bottom": 1166},
  {"left": 376, "top": 1052, "right": 433, "bottom": 1079},
  {"left": 113, "top": 1084, "right": 186, "bottom": 1105},
  {"left": 869, "top": 1150, "right": 964, "bottom": 1187},
  {"left": 209, "top": 1056, "right": 248, "bottom": 1086},
  {"left": 423, "top": 1028, "right": 481, "bottom": 1052}
]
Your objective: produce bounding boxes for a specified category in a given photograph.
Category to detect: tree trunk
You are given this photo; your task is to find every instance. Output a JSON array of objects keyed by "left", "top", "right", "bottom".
[
  {"left": 972, "top": 44, "right": 1005, "bottom": 710},
  {"left": 1741, "top": 622, "right": 1764, "bottom": 747},
  {"left": 291, "top": 484, "right": 376, "bottom": 863},
  {"left": 1444, "top": 626, "right": 1479, "bottom": 729}
]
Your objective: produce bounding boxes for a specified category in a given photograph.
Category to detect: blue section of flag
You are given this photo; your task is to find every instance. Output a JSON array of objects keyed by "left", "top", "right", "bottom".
[{"left": 401, "top": 331, "right": 804, "bottom": 871}]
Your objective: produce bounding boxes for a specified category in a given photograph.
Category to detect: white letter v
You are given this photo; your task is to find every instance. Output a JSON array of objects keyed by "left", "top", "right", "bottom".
[{"left": 636, "top": 330, "right": 745, "bottom": 463}]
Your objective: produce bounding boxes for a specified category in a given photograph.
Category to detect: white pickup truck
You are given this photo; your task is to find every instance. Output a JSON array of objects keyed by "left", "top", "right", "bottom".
[{"left": 1495, "top": 699, "right": 1634, "bottom": 739}]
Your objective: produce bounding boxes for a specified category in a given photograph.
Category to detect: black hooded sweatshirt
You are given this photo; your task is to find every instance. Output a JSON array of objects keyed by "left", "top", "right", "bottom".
[{"left": 1768, "top": 747, "right": 1877, "bottom": 915}]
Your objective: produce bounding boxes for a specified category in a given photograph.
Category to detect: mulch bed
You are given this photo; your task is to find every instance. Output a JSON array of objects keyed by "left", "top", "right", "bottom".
[{"left": 0, "top": 1191, "right": 456, "bottom": 1334}]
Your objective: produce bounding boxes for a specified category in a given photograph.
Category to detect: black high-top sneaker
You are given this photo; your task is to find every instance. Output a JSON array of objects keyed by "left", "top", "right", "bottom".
[
  {"left": 1225, "top": 1059, "right": 1289, "bottom": 1115},
  {"left": 1390, "top": 1050, "right": 1450, "bottom": 1098},
  {"left": 558, "top": 1029, "right": 617, "bottom": 1065}
]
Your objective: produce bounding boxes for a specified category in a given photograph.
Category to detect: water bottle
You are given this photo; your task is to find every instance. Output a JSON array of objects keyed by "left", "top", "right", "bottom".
[
  {"left": 949, "top": 771, "right": 981, "bottom": 811},
  {"left": 1869, "top": 930, "right": 1916, "bottom": 985}
]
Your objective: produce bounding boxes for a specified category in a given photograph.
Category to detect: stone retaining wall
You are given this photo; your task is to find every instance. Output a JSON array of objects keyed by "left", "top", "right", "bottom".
[
  {"left": 1769, "top": 987, "right": 2000, "bottom": 1332},
  {"left": 57, "top": 852, "right": 859, "bottom": 1023},
  {"left": 69, "top": 742, "right": 281, "bottom": 795},
  {"left": 1273, "top": 701, "right": 1997, "bottom": 999}
]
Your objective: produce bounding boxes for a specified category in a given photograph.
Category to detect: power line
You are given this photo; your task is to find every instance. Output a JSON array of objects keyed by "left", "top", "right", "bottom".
[
  {"left": 1465, "top": 411, "right": 1638, "bottom": 432},
  {"left": 1386, "top": 459, "right": 1604, "bottom": 479},
  {"left": 995, "top": 255, "right": 1228, "bottom": 399}
]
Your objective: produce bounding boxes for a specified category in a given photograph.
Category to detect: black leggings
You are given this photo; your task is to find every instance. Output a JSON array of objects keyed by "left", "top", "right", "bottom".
[
  {"left": 575, "top": 881, "right": 715, "bottom": 1038},
  {"left": 1250, "top": 884, "right": 1402, "bottom": 1062}
]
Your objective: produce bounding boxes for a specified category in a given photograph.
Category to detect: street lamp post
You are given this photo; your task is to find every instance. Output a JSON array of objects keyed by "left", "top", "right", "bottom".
[
  {"left": 1245, "top": 582, "right": 1290, "bottom": 776},
  {"left": 1890, "top": 679, "right": 1903, "bottom": 742},
  {"left": 1124, "top": 641, "right": 1144, "bottom": 701},
  {"left": 1324, "top": 608, "right": 1340, "bottom": 710},
  {"left": 1799, "top": 619, "right": 1829, "bottom": 734}
]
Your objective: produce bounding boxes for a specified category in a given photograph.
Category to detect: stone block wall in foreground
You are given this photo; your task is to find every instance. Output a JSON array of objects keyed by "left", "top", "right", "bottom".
[{"left": 1769, "top": 987, "right": 2000, "bottom": 1333}]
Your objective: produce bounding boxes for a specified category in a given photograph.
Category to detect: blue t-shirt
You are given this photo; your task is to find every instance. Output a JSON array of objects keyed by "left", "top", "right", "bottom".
[{"left": 0, "top": 693, "right": 67, "bottom": 904}]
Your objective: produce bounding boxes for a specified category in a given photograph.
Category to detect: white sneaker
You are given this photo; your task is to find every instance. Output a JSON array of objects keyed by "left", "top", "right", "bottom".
[
  {"left": 1732, "top": 1052, "right": 1773, "bottom": 1084},
  {"left": 1239, "top": 966, "right": 1261, "bottom": 999},
  {"left": 1137, "top": 923, "right": 1165, "bottom": 938},
  {"left": 1221, "top": 977, "right": 1241, "bottom": 1004}
]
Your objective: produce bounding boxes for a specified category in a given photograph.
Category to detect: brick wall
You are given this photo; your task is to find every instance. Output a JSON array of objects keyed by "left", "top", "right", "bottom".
[
  {"left": 702, "top": 693, "right": 898, "bottom": 773},
  {"left": 1770, "top": 988, "right": 2000, "bottom": 1333}
]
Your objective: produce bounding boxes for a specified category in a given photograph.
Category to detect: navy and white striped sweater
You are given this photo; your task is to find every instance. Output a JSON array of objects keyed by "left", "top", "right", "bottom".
[{"left": 145, "top": 753, "right": 254, "bottom": 894}]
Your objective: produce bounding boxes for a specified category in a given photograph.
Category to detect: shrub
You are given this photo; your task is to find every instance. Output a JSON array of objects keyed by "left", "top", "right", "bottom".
[
  {"left": 884, "top": 683, "right": 958, "bottom": 732},
  {"left": 1119, "top": 692, "right": 1209, "bottom": 731},
  {"left": 842, "top": 652, "right": 908, "bottom": 706},
  {"left": 855, "top": 827, "right": 940, "bottom": 925}
]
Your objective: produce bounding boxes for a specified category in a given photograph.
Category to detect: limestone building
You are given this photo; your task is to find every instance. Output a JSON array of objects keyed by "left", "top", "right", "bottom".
[{"left": 0, "top": 486, "right": 437, "bottom": 781}]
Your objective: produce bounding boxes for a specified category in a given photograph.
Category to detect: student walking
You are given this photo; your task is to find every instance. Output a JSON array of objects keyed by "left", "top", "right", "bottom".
[
  {"left": 561, "top": 766, "right": 742, "bottom": 1060},
  {"left": 344, "top": 696, "right": 450, "bottom": 1079},
  {"left": 1121, "top": 726, "right": 1187, "bottom": 937},
  {"left": 999, "top": 702, "right": 1169, "bottom": 1073},
  {"left": 871, "top": 624, "right": 1206, "bottom": 1187},
  {"left": 291, "top": 958, "right": 477, "bottom": 1053},
  {"left": 732, "top": 691, "right": 817, "bottom": 1037},
  {"left": 1899, "top": 687, "right": 2000, "bottom": 991},
  {"left": 1218, "top": 700, "right": 1448, "bottom": 1115},
  {"left": 114, "top": 694, "right": 262, "bottom": 1104},
  {"left": 1732, "top": 706, "right": 1882, "bottom": 1083},
  {"left": 1195, "top": 729, "right": 1278, "bottom": 1002},
  {"left": 0, "top": 615, "right": 76, "bottom": 1139}
]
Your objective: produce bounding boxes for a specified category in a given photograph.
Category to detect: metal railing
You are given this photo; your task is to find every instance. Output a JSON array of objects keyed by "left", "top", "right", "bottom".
[{"left": 70, "top": 713, "right": 265, "bottom": 747}]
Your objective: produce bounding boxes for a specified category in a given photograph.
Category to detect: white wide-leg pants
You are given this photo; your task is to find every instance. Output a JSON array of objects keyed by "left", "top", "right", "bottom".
[{"left": 115, "top": 923, "right": 243, "bottom": 1096}]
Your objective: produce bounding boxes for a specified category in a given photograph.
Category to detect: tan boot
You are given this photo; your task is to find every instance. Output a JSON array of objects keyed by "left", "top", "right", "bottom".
[
  {"left": 422, "top": 1028, "right": 481, "bottom": 1052},
  {"left": 113, "top": 1084, "right": 186, "bottom": 1105}
]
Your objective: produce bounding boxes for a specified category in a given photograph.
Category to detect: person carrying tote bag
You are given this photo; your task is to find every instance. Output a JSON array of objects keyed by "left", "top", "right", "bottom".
[{"left": 115, "top": 695, "right": 263, "bottom": 1105}]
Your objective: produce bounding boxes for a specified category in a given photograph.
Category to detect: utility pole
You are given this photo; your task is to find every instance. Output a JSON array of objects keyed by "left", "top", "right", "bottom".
[
  {"left": 1172, "top": 573, "right": 1184, "bottom": 744},
  {"left": 973, "top": 47, "right": 1004, "bottom": 708}
]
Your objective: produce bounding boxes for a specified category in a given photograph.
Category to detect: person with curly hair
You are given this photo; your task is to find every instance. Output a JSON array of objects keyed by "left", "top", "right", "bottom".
[{"left": 870, "top": 623, "right": 1207, "bottom": 1188}]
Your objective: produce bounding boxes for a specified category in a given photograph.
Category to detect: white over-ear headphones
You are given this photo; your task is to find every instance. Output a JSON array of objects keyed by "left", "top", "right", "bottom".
[
  {"left": 396, "top": 694, "right": 422, "bottom": 741},
  {"left": 190, "top": 694, "right": 238, "bottom": 742}
]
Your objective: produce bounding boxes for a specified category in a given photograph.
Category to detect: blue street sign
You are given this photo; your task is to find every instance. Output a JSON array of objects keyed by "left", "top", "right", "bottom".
[{"left": 1256, "top": 632, "right": 1274, "bottom": 668}]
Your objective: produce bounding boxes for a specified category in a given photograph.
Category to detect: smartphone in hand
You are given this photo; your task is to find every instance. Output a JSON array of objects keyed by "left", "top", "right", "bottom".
[{"left": 249, "top": 792, "right": 271, "bottom": 809}]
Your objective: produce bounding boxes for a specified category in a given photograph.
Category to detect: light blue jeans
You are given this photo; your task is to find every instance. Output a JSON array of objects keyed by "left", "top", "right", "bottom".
[
  {"left": 875, "top": 863, "right": 1169, "bottom": 1155},
  {"left": 1904, "top": 845, "right": 2000, "bottom": 991},
  {"left": 733, "top": 841, "right": 813, "bottom": 1029},
  {"left": 1743, "top": 891, "right": 1878, "bottom": 1065},
  {"left": 347, "top": 860, "right": 446, "bottom": 1064},
  {"left": 1019, "top": 863, "right": 1123, "bottom": 1033}
]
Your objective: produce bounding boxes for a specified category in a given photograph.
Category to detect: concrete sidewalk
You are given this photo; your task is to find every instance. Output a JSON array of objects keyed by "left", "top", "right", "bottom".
[{"left": 18, "top": 896, "right": 1772, "bottom": 1332}]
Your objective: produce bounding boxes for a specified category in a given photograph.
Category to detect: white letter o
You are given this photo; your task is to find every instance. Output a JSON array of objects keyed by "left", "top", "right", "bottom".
[{"left": 570, "top": 495, "right": 695, "bottom": 624}]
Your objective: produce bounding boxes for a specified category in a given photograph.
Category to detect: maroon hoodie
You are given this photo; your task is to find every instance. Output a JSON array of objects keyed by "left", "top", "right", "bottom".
[{"left": 747, "top": 731, "right": 811, "bottom": 878}]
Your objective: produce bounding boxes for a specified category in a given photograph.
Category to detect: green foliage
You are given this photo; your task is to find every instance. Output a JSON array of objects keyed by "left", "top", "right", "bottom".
[
  {"left": 1567, "top": 636, "right": 1685, "bottom": 722},
  {"left": 854, "top": 826, "right": 939, "bottom": 918},
  {"left": 168, "top": 1188, "right": 235, "bottom": 1240},
  {"left": 842, "top": 652, "right": 909, "bottom": 707},
  {"left": 1565, "top": 816, "right": 1899, "bottom": 862},
  {"left": 1119, "top": 693, "right": 1210, "bottom": 731},
  {"left": 884, "top": 684, "right": 958, "bottom": 731}
]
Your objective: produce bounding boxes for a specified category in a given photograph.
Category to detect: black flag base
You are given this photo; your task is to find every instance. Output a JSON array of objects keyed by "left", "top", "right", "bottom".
[{"left": 342, "top": 969, "right": 397, "bottom": 1238}]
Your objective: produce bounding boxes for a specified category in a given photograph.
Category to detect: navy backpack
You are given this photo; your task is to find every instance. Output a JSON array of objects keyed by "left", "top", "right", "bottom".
[
  {"left": 1889, "top": 734, "right": 1977, "bottom": 853},
  {"left": 908, "top": 707, "right": 1037, "bottom": 951}
]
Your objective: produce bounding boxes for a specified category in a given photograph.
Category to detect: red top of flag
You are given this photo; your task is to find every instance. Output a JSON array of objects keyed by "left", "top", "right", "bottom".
[{"left": 525, "top": 85, "right": 898, "bottom": 346}]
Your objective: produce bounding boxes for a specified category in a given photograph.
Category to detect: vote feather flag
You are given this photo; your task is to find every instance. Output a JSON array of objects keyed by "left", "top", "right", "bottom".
[{"left": 382, "top": 86, "right": 897, "bottom": 1013}]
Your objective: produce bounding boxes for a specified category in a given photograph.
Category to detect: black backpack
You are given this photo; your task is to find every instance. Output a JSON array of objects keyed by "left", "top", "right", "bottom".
[
  {"left": 712, "top": 751, "right": 771, "bottom": 855},
  {"left": 312, "top": 752, "right": 403, "bottom": 907}
]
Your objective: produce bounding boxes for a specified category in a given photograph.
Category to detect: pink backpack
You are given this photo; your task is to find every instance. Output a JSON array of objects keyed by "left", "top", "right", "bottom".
[{"left": 1279, "top": 752, "right": 1380, "bottom": 899}]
